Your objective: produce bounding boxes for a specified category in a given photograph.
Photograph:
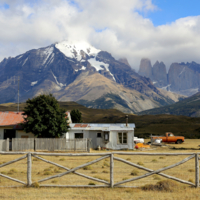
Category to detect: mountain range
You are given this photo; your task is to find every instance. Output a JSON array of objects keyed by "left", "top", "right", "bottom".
[
  {"left": 138, "top": 58, "right": 200, "bottom": 96},
  {"left": 0, "top": 41, "right": 183, "bottom": 113},
  {"left": 138, "top": 91, "right": 200, "bottom": 117}
]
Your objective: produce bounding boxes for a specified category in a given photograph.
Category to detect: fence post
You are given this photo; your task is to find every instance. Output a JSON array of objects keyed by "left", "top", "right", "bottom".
[
  {"left": 6, "top": 138, "right": 9, "bottom": 152},
  {"left": 87, "top": 139, "right": 91, "bottom": 153},
  {"left": 195, "top": 153, "right": 199, "bottom": 188},
  {"left": 110, "top": 153, "right": 114, "bottom": 188},
  {"left": 27, "top": 152, "right": 32, "bottom": 187}
]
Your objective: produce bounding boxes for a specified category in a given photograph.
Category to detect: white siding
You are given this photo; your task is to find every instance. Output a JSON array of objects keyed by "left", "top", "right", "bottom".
[{"left": 67, "top": 129, "right": 134, "bottom": 150}]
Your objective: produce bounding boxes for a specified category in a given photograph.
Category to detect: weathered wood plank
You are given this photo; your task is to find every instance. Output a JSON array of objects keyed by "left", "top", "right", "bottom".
[
  {"left": 32, "top": 152, "right": 110, "bottom": 156},
  {"left": 110, "top": 153, "right": 114, "bottom": 188},
  {"left": 0, "top": 173, "right": 26, "bottom": 185},
  {"left": 32, "top": 155, "right": 110, "bottom": 185},
  {"left": 39, "top": 185, "right": 109, "bottom": 188},
  {"left": 114, "top": 152, "right": 194, "bottom": 156},
  {"left": 27, "top": 153, "right": 32, "bottom": 186},
  {"left": 0, "top": 152, "right": 27, "bottom": 155},
  {"left": 114, "top": 155, "right": 195, "bottom": 186},
  {"left": 0, "top": 155, "right": 27, "bottom": 169},
  {"left": 37, "top": 155, "right": 110, "bottom": 183},
  {"left": 195, "top": 154, "right": 199, "bottom": 188}
]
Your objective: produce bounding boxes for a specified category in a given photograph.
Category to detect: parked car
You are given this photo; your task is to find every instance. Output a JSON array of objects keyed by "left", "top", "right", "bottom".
[
  {"left": 133, "top": 137, "right": 144, "bottom": 144},
  {"left": 151, "top": 132, "right": 184, "bottom": 144}
]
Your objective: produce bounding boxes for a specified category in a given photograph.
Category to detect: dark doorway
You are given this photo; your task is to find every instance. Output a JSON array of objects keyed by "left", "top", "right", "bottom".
[
  {"left": 4, "top": 129, "right": 16, "bottom": 139},
  {"left": 75, "top": 133, "right": 83, "bottom": 138},
  {"left": 4, "top": 129, "right": 16, "bottom": 151}
]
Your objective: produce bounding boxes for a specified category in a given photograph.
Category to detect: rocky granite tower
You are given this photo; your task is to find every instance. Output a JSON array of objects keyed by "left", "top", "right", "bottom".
[
  {"left": 152, "top": 61, "right": 168, "bottom": 87},
  {"left": 138, "top": 58, "right": 153, "bottom": 79}
]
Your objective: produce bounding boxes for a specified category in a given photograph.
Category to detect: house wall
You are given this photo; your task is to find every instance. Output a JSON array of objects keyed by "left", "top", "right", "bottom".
[
  {"left": 67, "top": 129, "right": 134, "bottom": 150},
  {"left": 0, "top": 127, "right": 34, "bottom": 139},
  {"left": 105, "top": 130, "right": 134, "bottom": 150}
]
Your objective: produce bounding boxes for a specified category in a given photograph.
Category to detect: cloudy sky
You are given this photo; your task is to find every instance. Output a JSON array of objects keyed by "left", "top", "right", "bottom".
[{"left": 0, "top": 0, "right": 200, "bottom": 70}]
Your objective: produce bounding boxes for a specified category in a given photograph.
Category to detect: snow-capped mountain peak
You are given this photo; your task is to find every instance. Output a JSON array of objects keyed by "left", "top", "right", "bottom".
[{"left": 55, "top": 40, "right": 100, "bottom": 61}]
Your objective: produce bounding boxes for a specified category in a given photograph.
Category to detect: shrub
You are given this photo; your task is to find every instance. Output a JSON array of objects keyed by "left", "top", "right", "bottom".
[
  {"left": 44, "top": 171, "right": 52, "bottom": 175},
  {"left": 91, "top": 171, "right": 97, "bottom": 174},
  {"left": 188, "top": 179, "right": 194, "bottom": 183},
  {"left": 7, "top": 169, "right": 17, "bottom": 175},
  {"left": 32, "top": 182, "right": 40, "bottom": 188},
  {"left": 130, "top": 170, "right": 139, "bottom": 176},
  {"left": 44, "top": 168, "right": 51, "bottom": 172},
  {"left": 88, "top": 182, "right": 95, "bottom": 185},
  {"left": 51, "top": 180, "right": 58, "bottom": 183},
  {"left": 153, "top": 175, "right": 161, "bottom": 180},
  {"left": 54, "top": 168, "right": 62, "bottom": 173},
  {"left": 33, "top": 158, "right": 38, "bottom": 161},
  {"left": 83, "top": 165, "right": 92, "bottom": 170},
  {"left": 152, "top": 159, "right": 157, "bottom": 162},
  {"left": 59, "top": 158, "right": 65, "bottom": 161},
  {"left": 137, "top": 162, "right": 144, "bottom": 166},
  {"left": 141, "top": 180, "right": 178, "bottom": 192},
  {"left": 122, "top": 177, "right": 129, "bottom": 181},
  {"left": 159, "top": 157, "right": 165, "bottom": 159},
  {"left": 1, "top": 171, "right": 7, "bottom": 175},
  {"left": 102, "top": 170, "right": 109, "bottom": 173},
  {"left": 188, "top": 169, "right": 195, "bottom": 172},
  {"left": 126, "top": 158, "right": 131, "bottom": 161},
  {"left": 103, "top": 162, "right": 110, "bottom": 167}
]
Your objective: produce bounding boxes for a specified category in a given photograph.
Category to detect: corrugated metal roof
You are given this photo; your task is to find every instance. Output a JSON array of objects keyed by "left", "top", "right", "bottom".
[
  {"left": 70, "top": 123, "right": 135, "bottom": 131},
  {"left": 0, "top": 111, "right": 24, "bottom": 126}
]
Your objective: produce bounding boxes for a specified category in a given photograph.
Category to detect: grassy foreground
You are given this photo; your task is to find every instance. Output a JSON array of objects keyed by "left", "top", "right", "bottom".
[{"left": 0, "top": 140, "right": 200, "bottom": 199}]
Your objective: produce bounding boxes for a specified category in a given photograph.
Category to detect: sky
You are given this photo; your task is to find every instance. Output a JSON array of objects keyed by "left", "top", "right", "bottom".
[{"left": 0, "top": 0, "right": 200, "bottom": 71}]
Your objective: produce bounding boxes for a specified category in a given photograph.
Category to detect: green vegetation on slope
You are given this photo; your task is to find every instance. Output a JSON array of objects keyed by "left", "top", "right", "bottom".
[{"left": 138, "top": 92, "right": 200, "bottom": 117}]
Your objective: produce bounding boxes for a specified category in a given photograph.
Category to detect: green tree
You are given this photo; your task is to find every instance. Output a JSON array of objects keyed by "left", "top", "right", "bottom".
[
  {"left": 22, "top": 94, "right": 70, "bottom": 138},
  {"left": 70, "top": 109, "right": 83, "bottom": 123}
]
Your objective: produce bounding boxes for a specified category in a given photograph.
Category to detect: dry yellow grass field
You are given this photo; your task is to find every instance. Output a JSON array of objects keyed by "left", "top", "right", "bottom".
[{"left": 0, "top": 139, "right": 200, "bottom": 199}]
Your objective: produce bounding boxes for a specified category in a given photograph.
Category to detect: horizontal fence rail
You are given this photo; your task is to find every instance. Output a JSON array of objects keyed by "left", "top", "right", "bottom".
[{"left": 0, "top": 152, "right": 199, "bottom": 188}]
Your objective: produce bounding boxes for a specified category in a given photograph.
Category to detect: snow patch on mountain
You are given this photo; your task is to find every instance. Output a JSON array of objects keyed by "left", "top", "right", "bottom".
[
  {"left": 22, "top": 57, "right": 28, "bottom": 66},
  {"left": 179, "top": 67, "right": 185, "bottom": 77},
  {"left": 51, "top": 71, "right": 66, "bottom": 87},
  {"left": 42, "top": 47, "right": 54, "bottom": 65},
  {"left": 31, "top": 81, "right": 38, "bottom": 86},
  {"left": 161, "top": 84, "right": 171, "bottom": 91},
  {"left": 88, "top": 58, "right": 116, "bottom": 81},
  {"left": 55, "top": 40, "right": 101, "bottom": 61}
]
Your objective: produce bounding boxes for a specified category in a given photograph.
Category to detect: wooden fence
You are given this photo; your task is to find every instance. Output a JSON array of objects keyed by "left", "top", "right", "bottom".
[
  {"left": 0, "top": 152, "right": 199, "bottom": 188},
  {"left": 0, "top": 138, "right": 90, "bottom": 152},
  {"left": 0, "top": 139, "right": 9, "bottom": 151}
]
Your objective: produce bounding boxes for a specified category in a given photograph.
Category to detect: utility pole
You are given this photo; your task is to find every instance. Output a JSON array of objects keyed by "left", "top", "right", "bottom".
[{"left": 17, "top": 76, "right": 20, "bottom": 113}]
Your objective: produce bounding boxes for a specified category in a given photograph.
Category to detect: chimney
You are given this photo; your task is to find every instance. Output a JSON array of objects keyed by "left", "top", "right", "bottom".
[{"left": 125, "top": 115, "right": 128, "bottom": 127}]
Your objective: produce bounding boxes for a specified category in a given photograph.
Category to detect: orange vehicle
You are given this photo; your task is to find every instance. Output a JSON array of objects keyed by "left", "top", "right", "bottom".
[{"left": 151, "top": 132, "right": 184, "bottom": 144}]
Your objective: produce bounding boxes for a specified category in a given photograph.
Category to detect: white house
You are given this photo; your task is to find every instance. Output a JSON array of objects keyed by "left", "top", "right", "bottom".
[
  {"left": 66, "top": 123, "right": 135, "bottom": 150},
  {"left": 0, "top": 111, "right": 135, "bottom": 150}
]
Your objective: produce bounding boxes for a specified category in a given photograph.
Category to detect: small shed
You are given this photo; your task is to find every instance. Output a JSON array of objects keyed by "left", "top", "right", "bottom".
[{"left": 67, "top": 123, "right": 135, "bottom": 150}]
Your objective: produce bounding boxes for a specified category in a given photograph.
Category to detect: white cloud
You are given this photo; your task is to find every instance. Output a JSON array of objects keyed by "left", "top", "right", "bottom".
[{"left": 0, "top": 0, "right": 200, "bottom": 71}]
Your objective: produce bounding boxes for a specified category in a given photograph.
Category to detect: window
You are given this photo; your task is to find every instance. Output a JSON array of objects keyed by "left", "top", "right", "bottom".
[
  {"left": 75, "top": 133, "right": 83, "bottom": 138},
  {"left": 118, "top": 132, "right": 127, "bottom": 144},
  {"left": 97, "top": 133, "right": 102, "bottom": 138}
]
